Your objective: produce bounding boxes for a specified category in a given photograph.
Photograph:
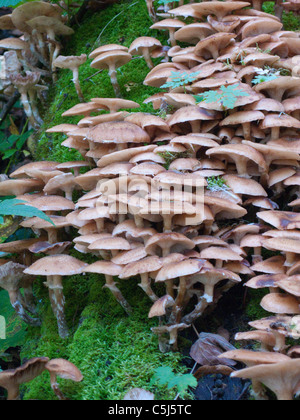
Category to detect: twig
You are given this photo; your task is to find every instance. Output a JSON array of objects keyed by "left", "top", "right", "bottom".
[{"left": 0, "top": 91, "right": 20, "bottom": 123}]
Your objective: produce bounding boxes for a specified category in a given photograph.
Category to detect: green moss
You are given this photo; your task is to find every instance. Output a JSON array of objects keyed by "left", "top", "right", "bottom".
[{"left": 245, "top": 289, "right": 270, "bottom": 321}]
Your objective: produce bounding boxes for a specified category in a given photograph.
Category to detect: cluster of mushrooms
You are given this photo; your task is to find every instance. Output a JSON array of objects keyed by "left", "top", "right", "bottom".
[
  {"left": 0, "top": 0, "right": 300, "bottom": 400},
  {"left": 0, "top": 1, "right": 76, "bottom": 127}
]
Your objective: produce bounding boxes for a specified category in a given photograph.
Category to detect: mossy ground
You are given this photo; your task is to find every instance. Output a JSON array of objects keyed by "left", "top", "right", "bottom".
[{"left": 8, "top": 0, "right": 300, "bottom": 400}]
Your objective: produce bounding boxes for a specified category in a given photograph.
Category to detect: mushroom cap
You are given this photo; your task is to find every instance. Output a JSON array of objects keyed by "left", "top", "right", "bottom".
[
  {"left": 0, "top": 238, "right": 44, "bottom": 254},
  {"left": 156, "top": 259, "right": 205, "bottom": 282},
  {"left": 24, "top": 255, "right": 87, "bottom": 276},
  {"left": 0, "top": 357, "right": 50, "bottom": 394},
  {"left": 54, "top": 54, "right": 87, "bottom": 70},
  {"left": 129, "top": 37, "right": 162, "bottom": 55},
  {"left": 175, "top": 23, "right": 215, "bottom": 44},
  {"left": 257, "top": 211, "right": 300, "bottom": 230},
  {"left": 0, "top": 38, "right": 27, "bottom": 51},
  {"left": 245, "top": 274, "right": 285, "bottom": 290},
  {"left": 192, "top": 1, "right": 251, "bottom": 18},
  {"left": 28, "top": 241, "right": 71, "bottom": 256},
  {"left": 0, "top": 14, "right": 15, "bottom": 30},
  {"left": 261, "top": 293, "right": 300, "bottom": 314},
  {"left": 220, "top": 349, "right": 290, "bottom": 365},
  {"left": 195, "top": 33, "right": 237, "bottom": 59},
  {"left": 145, "top": 232, "right": 195, "bottom": 255},
  {"left": 90, "top": 50, "right": 132, "bottom": 70},
  {"left": 277, "top": 276, "right": 300, "bottom": 297},
  {"left": 0, "top": 179, "right": 43, "bottom": 196},
  {"left": 84, "top": 261, "right": 122, "bottom": 276},
  {"left": 120, "top": 256, "right": 163, "bottom": 279},
  {"left": 87, "top": 121, "right": 150, "bottom": 145},
  {"left": 260, "top": 113, "right": 300, "bottom": 130},
  {"left": 91, "top": 98, "right": 140, "bottom": 113},
  {"left": 148, "top": 295, "right": 175, "bottom": 318},
  {"left": 89, "top": 44, "right": 128, "bottom": 60},
  {"left": 10, "top": 161, "right": 59, "bottom": 179},
  {"left": 45, "top": 359, "right": 83, "bottom": 382},
  {"left": 11, "top": 1, "right": 63, "bottom": 33},
  {"left": 26, "top": 16, "right": 74, "bottom": 36},
  {"left": 240, "top": 18, "right": 283, "bottom": 40},
  {"left": 251, "top": 255, "right": 286, "bottom": 275},
  {"left": 150, "top": 18, "right": 186, "bottom": 31},
  {"left": 264, "top": 237, "right": 300, "bottom": 256},
  {"left": 29, "top": 195, "right": 75, "bottom": 212}
]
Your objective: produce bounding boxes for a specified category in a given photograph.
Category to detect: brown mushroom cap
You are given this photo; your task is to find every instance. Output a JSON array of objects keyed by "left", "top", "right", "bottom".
[
  {"left": 26, "top": 16, "right": 74, "bottom": 37},
  {"left": 89, "top": 44, "right": 128, "bottom": 60},
  {"left": 53, "top": 54, "right": 87, "bottom": 71},
  {"left": 45, "top": 359, "right": 83, "bottom": 382},
  {"left": 260, "top": 293, "right": 300, "bottom": 315},
  {"left": 87, "top": 121, "right": 150, "bottom": 145},
  {"left": 90, "top": 50, "right": 132, "bottom": 70},
  {"left": 24, "top": 255, "right": 87, "bottom": 276}
]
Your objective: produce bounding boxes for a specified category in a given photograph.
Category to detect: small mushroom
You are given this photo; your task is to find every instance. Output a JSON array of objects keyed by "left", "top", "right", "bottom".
[
  {"left": 53, "top": 55, "right": 87, "bottom": 102},
  {"left": 45, "top": 359, "right": 83, "bottom": 400}
]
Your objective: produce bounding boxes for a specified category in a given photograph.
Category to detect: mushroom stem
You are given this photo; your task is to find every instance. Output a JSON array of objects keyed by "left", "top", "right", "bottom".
[
  {"left": 9, "top": 290, "right": 41, "bottom": 326},
  {"left": 108, "top": 64, "right": 121, "bottom": 98},
  {"left": 48, "top": 372, "right": 67, "bottom": 400},
  {"left": 72, "top": 67, "right": 84, "bottom": 102},
  {"left": 168, "top": 29, "right": 177, "bottom": 47},
  {"left": 138, "top": 273, "right": 158, "bottom": 302},
  {"left": 28, "top": 89, "right": 43, "bottom": 127},
  {"left": 103, "top": 275, "right": 132, "bottom": 314},
  {"left": 182, "top": 297, "right": 209, "bottom": 324},
  {"left": 47, "top": 276, "right": 69, "bottom": 339},
  {"left": 142, "top": 47, "right": 154, "bottom": 69},
  {"left": 169, "top": 276, "right": 187, "bottom": 324},
  {"left": 19, "top": 91, "right": 36, "bottom": 128}
]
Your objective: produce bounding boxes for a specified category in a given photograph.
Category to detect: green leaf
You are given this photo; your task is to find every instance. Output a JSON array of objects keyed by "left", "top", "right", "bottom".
[
  {"left": 2, "top": 149, "right": 17, "bottom": 160},
  {"left": 196, "top": 84, "right": 250, "bottom": 110},
  {"left": 168, "top": 374, "right": 197, "bottom": 396},
  {"left": 161, "top": 71, "right": 201, "bottom": 90},
  {"left": 0, "top": 199, "right": 55, "bottom": 225},
  {"left": 151, "top": 366, "right": 176, "bottom": 387}
]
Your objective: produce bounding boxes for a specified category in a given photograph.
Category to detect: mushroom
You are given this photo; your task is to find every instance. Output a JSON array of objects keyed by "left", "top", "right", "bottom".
[
  {"left": 24, "top": 255, "right": 88, "bottom": 339},
  {"left": 45, "top": 359, "right": 83, "bottom": 400},
  {"left": 150, "top": 19, "right": 186, "bottom": 47},
  {"left": 129, "top": 37, "right": 162, "bottom": 69},
  {"left": 90, "top": 50, "right": 132, "bottom": 97},
  {"left": 53, "top": 55, "right": 87, "bottom": 101}
]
